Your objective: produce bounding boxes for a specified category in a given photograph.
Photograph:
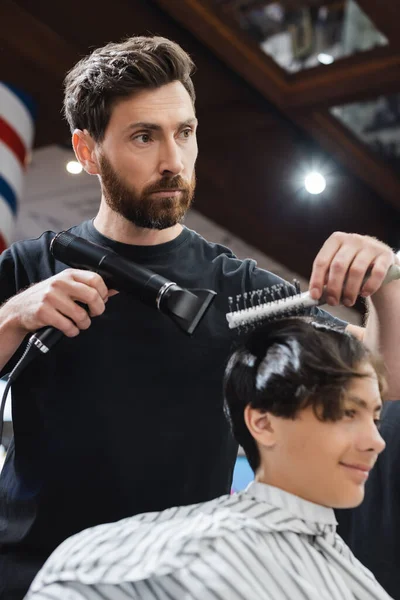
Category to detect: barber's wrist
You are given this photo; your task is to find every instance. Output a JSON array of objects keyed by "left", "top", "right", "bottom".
[{"left": 0, "top": 299, "right": 27, "bottom": 338}]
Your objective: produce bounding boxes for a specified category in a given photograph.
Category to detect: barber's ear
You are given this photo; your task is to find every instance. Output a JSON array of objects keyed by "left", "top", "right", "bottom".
[
  {"left": 72, "top": 129, "right": 100, "bottom": 175},
  {"left": 244, "top": 406, "right": 276, "bottom": 449}
]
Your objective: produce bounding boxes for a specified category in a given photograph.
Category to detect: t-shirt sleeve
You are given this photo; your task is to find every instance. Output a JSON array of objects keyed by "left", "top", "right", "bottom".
[
  {"left": 0, "top": 235, "right": 55, "bottom": 378},
  {"left": 247, "top": 260, "right": 347, "bottom": 329},
  {"left": 0, "top": 247, "right": 18, "bottom": 307},
  {"left": 0, "top": 248, "right": 24, "bottom": 379}
]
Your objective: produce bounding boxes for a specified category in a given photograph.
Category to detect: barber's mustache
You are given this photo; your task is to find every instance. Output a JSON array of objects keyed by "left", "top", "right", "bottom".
[{"left": 144, "top": 176, "right": 192, "bottom": 195}]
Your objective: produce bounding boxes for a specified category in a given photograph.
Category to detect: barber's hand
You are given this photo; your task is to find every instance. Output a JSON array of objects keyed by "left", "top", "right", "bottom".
[
  {"left": 4, "top": 269, "right": 117, "bottom": 337},
  {"left": 309, "top": 232, "right": 395, "bottom": 307}
]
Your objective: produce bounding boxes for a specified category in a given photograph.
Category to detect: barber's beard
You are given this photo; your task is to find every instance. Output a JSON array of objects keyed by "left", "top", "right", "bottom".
[{"left": 98, "top": 154, "right": 196, "bottom": 230}]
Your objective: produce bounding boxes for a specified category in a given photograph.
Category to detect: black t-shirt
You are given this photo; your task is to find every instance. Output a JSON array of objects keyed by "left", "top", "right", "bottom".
[
  {"left": 336, "top": 400, "right": 400, "bottom": 600},
  {"left": 0, "top": 221, "right": 345, "bottom": 595}
]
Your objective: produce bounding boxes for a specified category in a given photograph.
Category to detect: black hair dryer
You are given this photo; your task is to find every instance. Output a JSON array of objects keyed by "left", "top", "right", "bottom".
[{"left": 50, "top": 231, "right": 216, "bottom": 336}]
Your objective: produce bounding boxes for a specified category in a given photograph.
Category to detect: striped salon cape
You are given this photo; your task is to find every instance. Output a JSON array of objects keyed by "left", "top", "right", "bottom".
[{"left": 26, "top": 482, "right": 393, "bottom": 600}]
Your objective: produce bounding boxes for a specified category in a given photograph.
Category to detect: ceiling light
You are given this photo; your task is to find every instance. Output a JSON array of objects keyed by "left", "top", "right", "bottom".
[
  {"left": 304, "top": 172, "right": 326, "bottom": 195},
  {"left": 317, "top": 53, "right": 335, "bottom": 65},
  {"left": 66, "top": 161, "right": 83, "bottom": 175}
]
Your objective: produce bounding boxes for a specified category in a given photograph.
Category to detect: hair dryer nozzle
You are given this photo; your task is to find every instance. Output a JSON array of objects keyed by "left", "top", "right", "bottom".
[{"left": 160, "top": 286, "right": 216, "bottom": 335}]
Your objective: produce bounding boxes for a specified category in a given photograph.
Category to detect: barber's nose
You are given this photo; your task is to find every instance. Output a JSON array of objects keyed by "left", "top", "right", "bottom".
[{"left": 158, "top": 140, "right": 184, "bottom": 176}]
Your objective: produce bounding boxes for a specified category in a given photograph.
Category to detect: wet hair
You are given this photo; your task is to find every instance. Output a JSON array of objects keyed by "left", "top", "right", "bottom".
[
  {"left": 224, "top": 317, "right": 386, "bottom": 472},
  {"left": 63, "top": 35, "right": 196, "bottom": 142}
]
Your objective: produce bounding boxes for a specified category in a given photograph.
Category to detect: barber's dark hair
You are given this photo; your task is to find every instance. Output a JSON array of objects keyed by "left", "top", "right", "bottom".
[
  {"left": 63, "top": 35, "right": 196, "bottom": 142},
  {"left": 224, "top": 317, "right": 386, "bottom": 472}
]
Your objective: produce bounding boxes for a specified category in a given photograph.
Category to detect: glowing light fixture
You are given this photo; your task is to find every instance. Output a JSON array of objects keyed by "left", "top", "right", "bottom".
[
  {"left": 304, "top": 172, "right": 326, "bottom": 195},
  {"left": 317, "top": 53, "right": 335, "bottom": 65},
  {"left": 66, "top": 160, "right": 83, "bottom": 175}
]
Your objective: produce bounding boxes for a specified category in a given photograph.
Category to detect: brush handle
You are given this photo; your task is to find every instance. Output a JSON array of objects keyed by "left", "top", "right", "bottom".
[{"left": 383, "top": 263, "right": 400, "bottom": 285}]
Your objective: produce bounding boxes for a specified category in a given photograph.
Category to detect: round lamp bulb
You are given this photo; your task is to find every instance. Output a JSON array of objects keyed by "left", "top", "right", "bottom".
[
  {"left": 317, "top": 53, "right": 335, "bottom": 65},
  {"left": 304, "top": 172, "right": 326, "bottom": 195},
  {"left": 66, "top": 161, "right": 83, "bottom": 175}
]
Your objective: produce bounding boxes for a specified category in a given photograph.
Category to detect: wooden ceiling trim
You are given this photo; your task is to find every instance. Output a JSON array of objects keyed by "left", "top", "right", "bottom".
[
  {"left": 286, "top": 47, "right": 400, "bottom": 110},
  {"left": 155, "top": 0, "right": 400, "bottom": 112},
  {"left": 0, "top": 0, "right": 78, "bottom": 80}
]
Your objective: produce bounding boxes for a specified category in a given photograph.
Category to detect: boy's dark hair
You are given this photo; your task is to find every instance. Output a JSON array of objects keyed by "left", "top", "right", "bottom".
[
  {"left": 63, "top": 36, "right": 196, "bottom": 142},
  {"left": 224, "top": 317, "right": 386, "bottom": 472}
]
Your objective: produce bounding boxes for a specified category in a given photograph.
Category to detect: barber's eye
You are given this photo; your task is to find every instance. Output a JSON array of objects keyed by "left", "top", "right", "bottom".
[
  {"left": 133, "top": 133, "right": 152, "bottom": 143},
  {"left": 374, "top": 418, "right": 382, "bottom": 429}
]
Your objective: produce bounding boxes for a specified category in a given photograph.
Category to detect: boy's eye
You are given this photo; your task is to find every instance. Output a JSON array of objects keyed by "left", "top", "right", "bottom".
[
  {"left": 344, "top": 409, "right": 356, "bottom": 418},
  {"left": 343, "top": 409, "right": 382, "bottom": 429}
]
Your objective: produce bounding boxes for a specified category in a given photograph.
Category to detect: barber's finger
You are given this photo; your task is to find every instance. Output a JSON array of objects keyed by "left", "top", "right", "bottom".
[
  {"left": 309, "top": 235, "right": 343, "bottom": 299},
  {"left": 341, "top": 250, "right": 375, "bottom": 306},
  {"left": 39, "top": 293, "right": 91, "bottom": 333},
  {"left": 72, "top": 271, "right": 118, "bottom": 301},
  {"left": 47, "top": 312, "right": 82, "bottom": 338},
  {"left": 323, "top": 247, "right": 358, "bottom": 305},
  {"left": 360, "top": 253, "right": 394, "bottom": 297},
  {"left": 68, "top": 269, "right": 109, "bottom": 301},
  {"left": 69, "top": 281, "right": 107, "bottom": 317}
]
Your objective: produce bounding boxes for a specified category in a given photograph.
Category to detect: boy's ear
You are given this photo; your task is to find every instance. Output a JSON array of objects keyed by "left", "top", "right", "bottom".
[{"left": 244, "top": 406, "right": 277, "bottom": 449}]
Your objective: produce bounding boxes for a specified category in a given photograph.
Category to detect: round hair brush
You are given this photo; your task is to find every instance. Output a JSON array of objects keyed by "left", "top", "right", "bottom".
[{"left": 226, "top": 264, "right": 400, "bottom": 330}]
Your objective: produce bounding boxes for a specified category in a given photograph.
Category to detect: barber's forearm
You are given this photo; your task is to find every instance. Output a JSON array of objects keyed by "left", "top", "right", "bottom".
[
  {"left": 364, "top": 278, "right": 400, "bottom": 399},
  {"left": 0, "top": 303, "right": 27, "bottom": 374}
]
